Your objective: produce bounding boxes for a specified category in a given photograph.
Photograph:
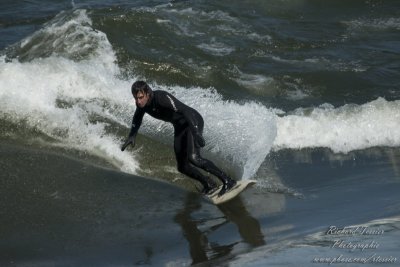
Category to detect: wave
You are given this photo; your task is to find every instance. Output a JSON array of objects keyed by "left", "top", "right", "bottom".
[
  {"left": 1, "top": 8, "right": 399, "bottom": 182},
  {"left": 0, "top": 9, "right": 277, "bottom": 180},
  {"left": 0, "top": 9, "right": 139, "bottom": 173},
  {"left": 274, "top": 98, "right": 400, "bottom": 153}
]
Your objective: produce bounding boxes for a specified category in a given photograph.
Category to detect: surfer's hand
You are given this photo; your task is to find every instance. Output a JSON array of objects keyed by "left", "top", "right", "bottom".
[
  {"left": 121, "top": 136, "right": 135, "bottom": 151},
  {"left": 194, "top": 132, "right": 205, "bottom": 148}
]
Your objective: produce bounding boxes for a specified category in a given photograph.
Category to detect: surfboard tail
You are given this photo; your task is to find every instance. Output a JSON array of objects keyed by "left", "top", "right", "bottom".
[{"left": 207, "top": 180, "right": 256, "bottom": 205}]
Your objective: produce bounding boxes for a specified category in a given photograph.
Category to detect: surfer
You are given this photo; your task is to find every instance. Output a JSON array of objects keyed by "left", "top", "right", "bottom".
[{"left": 121, "top": 81, "right": 237, "bottom": 196}]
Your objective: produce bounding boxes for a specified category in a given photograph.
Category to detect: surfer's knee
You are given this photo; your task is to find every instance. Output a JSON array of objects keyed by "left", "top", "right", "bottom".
[{"left": 188, "top": 153, "right": 206, "bottom": 168}]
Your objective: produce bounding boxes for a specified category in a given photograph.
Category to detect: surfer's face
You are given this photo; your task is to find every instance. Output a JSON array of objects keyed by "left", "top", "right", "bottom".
[{"left": 134, "top": 91, "right": 149, "bottom": 108}]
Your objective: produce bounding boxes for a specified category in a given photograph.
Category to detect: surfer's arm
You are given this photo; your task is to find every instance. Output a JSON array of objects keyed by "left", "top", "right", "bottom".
[
  {"left": 121, "top": 107, "right": 145, "bottom": 151},
  {"left": 129, "top": 107, "right": 145, "bottom": 137}
]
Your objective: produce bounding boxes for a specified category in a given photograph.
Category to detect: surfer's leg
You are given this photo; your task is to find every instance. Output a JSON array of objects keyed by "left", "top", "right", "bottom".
[
  {"left": 174, "top": 128, "right": 217, "bottom": 194},
  {"left": 186, "top": 130, "right": 236, "bottom": 196}
]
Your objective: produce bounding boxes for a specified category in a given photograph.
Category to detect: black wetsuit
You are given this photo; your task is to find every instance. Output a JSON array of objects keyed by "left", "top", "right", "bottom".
[{"left": 128, "top": 90, "right": 232, "bottom": 190}]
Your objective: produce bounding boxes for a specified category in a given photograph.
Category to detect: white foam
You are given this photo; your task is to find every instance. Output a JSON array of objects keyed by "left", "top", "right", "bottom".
[
  {"left": 273, "top": 98, "right": 400, "bottom": 153},
  {"left": 0, "top": 56, "right": 139, "bottom": 173},
  {"left": 0, "top": 10, "right": 139, "bottom": 173}
]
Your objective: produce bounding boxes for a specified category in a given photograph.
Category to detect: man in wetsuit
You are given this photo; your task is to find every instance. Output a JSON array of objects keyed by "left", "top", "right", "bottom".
[{"left": 121, "top": 81, "right": 236, "bottom": 196}]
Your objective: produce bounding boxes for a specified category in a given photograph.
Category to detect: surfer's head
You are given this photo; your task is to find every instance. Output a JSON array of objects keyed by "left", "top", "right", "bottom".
[{"left": 131, "top": 81, "right": 152, "bottom": 108}]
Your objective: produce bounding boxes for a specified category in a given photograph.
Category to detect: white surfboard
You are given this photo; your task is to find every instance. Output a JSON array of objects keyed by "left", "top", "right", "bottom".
[{"left": 206, "top": 180, "right": 256, "bottom": 205}]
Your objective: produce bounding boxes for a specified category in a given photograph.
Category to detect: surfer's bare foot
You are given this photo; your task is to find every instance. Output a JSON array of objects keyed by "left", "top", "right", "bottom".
[{"left": 218, "top": 179, "right": 237, "bottom": 196}]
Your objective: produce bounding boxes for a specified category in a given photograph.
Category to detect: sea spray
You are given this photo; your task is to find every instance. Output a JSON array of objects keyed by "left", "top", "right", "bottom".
[{"left": 134, "top": 84, "right": 278, "bottom": 180}]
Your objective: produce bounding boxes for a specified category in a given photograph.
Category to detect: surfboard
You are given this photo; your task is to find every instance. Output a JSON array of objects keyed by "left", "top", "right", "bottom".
[{"left": 205, "top": 180, "right": 256, "bottom": 205}]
